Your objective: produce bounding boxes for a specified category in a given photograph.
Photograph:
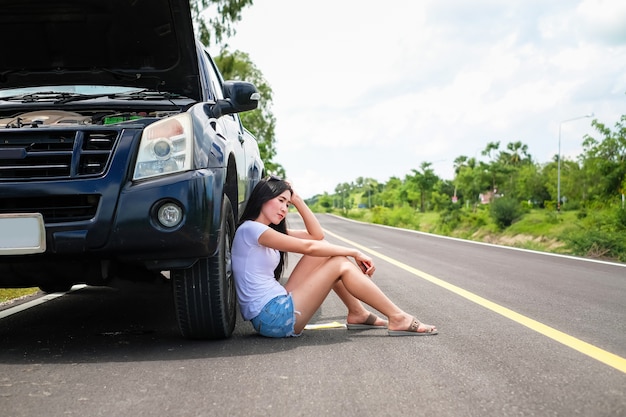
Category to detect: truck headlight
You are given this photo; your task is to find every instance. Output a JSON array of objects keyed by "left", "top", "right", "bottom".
[{"left": 133, "top": 114, "right": 193, "bottom": 180}]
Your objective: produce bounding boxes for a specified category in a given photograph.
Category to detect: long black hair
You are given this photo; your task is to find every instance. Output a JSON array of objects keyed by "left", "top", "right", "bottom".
[{"left": 238, "top": 175, "right": 293, "bottom": 280}]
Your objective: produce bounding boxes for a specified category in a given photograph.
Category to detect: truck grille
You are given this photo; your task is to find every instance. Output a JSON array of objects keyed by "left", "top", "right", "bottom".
[
  {"left": 0, "top": 194, "right": 100, "bottom": 223},
  {"left": 0, "top": 129, "right": 119, "bottom": 179}
]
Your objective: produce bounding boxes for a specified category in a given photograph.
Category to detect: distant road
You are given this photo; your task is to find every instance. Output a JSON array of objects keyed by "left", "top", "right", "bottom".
[{"left": 0, "top": 213, "right": 624, "bottom": 417}]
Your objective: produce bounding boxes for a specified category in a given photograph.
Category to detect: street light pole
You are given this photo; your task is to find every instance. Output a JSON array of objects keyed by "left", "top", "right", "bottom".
[{"left": 557, "top": 113, "right": 593, "bottom": 212}]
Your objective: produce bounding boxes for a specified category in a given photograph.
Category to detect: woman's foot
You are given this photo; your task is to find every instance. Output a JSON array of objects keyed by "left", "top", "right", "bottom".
[
  {"left": 388, "top": 316, "right": 437, "bottom": 336},
  {"left": 346, "top": 312, "right": 388, "bottom": 329}
]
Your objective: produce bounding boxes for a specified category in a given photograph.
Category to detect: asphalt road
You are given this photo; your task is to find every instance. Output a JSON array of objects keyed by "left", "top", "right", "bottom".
[{"left": 1, "top": 213, "right": 624, "bottom": 417}]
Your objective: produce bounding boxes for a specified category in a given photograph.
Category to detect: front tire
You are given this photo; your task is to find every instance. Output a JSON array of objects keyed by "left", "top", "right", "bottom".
[{"left": 172, "top": 196, "right": 237, "bottom": 340}]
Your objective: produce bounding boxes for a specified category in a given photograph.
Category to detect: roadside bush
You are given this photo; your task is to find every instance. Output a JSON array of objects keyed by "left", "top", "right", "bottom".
[
  {"left": 545, "top": 210, "right": 559, "bottom": 224},
  {"left": 370, "top": 206, "right": 390, "bottom": 225},
  {"left": 560, "top": 206, "right": 626, "bottom": 261},
  {"left": 348, "top": 209, "right": 366, "bottom": 221},
  {"left": 490, "top": 197, "right": 524, "bottom": 229},
  {"left": 436, "top": 203, "right": 464, "bottom": 234},
  {"left": 467, "top": 209, "right": 489, "bottom": 227},
  {"left": 388, "top": 206, "right": 420, "bottom": 230},
  {"left": 366, "top": 206, "right": 420, "bottom": 230},
  {"left": 615, "top": 207, "right": 626, "bottom": 229},
  {"left": 562, "top": 229, "right": 626, "bottom": 262},
  {"left": 562, "top": 200, "right": 582, "bottom": 211}
]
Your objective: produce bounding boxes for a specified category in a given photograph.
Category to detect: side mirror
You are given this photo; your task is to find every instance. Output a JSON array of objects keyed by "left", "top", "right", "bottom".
[{"left": 204, "top": 81, "right": 260, "bottom": 119}]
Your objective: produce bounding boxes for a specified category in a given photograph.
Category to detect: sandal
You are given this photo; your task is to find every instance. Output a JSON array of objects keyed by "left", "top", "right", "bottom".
[
  {"left": 388, "top": 317, "right": 438, "bottom": 336},
  {"left": 346, "top": 313, "right": 387, "bottom": 330}
]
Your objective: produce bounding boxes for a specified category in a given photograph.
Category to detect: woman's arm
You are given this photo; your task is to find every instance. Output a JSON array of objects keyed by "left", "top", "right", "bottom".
[
  {"left": 287, "top": 186, "right": 324, "bottom": 240},
  {"left": 258, "top": 228, "right": 375, "bottom": 276}
]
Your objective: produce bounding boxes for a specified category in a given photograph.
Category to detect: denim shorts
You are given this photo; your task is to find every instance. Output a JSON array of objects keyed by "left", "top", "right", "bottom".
[{"left": 251, "top": 293, "right": 301, "bottom": 338}]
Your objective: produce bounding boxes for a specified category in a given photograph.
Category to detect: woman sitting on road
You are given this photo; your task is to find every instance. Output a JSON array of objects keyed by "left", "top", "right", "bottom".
[{"left": 231, "top": 175, "right": 438, "bottom": 338}]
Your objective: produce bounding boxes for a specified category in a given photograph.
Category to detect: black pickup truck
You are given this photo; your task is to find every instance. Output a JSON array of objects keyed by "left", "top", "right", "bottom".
[{"left": 0, "top": 0, "right": 264, "bottom": 339}]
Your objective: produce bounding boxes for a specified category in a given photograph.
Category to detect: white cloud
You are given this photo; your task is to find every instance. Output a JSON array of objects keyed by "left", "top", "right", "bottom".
[
  {"left": 220, "top": 0, "right": 626, "bottom": 198},
  {"left": 576, "top": 0, "right": 626, "bottom": 44}
]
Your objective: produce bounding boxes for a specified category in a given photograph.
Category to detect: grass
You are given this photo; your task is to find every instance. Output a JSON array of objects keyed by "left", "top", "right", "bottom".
[
  {"left": 506, "top": 209, "right": 577, "bottom": 236},
  {"left": 0, "top": 288, "right": 39, "bottom": 304}
]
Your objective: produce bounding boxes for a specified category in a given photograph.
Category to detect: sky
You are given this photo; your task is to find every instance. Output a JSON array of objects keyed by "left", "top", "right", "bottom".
[{"left": 212, "top": 0, "right": 626, "bottom": 199}]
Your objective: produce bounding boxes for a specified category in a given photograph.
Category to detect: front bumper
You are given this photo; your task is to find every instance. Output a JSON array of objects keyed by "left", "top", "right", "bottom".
[{"left": 0, "top": 168, "right": 225, "bottom": 272}]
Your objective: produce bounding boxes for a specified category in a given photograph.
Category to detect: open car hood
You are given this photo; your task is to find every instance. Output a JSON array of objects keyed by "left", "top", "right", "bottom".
[{"left": 0, "top": 0, "right": 203, "bottom": 101}]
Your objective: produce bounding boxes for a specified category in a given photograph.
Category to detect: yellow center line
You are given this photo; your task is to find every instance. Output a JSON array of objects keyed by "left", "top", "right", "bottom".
[{"left": 324, "top": 228, "right": 626, "bottom": 374}]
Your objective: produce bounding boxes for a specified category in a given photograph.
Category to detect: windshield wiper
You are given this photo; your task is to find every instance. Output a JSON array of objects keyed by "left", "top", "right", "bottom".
[
  {"left": 110, "top": 90, "right": 186, "bottom": 101},
  {"left": 1, "top": 91, "right": 66, "bottom": 102},
  {"left": 0, "top": 91, "right": 109, "bottom": 104},
  {"left": 47, "top": 90, "right": 186, "bottom": 103},
  {"left": 0, "top": 89, "right": 189, "bottom": 104}
]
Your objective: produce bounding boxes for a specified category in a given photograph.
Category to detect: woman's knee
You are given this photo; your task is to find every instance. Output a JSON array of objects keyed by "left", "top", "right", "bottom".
[
  {"left": 328, "top": 255, "right": 356, "bottom": 274},
  {"left": 296, "top": 255, "right": 354, "bottom": 279}
]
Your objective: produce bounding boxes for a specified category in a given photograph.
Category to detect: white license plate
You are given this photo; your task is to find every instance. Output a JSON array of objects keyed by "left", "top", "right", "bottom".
[{"left": 0, "top": 213, "right": 46, "bottom": 255}]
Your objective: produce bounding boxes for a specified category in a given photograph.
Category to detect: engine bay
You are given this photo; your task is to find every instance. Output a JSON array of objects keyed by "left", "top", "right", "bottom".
[{"left": 0, "top": 109, "right": 179, "bottom": 128}]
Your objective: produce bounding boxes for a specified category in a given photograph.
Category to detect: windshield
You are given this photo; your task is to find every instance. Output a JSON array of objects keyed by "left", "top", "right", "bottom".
[{"left": 0, "top": 85, "right": 143, "bottom": 98}]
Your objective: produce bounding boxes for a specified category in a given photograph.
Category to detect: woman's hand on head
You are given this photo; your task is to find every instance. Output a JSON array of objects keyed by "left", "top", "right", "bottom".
[{"left": 286, "top": 182, "right": 304, "bottom": 208}]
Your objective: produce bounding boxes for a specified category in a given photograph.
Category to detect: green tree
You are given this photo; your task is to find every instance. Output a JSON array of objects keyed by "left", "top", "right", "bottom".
[
  {"left": 413, "top": 162, "right": 439, "bottom": 212},
  {"left": 402, "top": 163, "right": 439, "bottom": 212},
  {"left": 503, "top": 141, "right": 532, "bottom": 166},
  {"left": 481, "top": 141, "right": 505, "bottom": 192},
  {"left": 379, "top": 177, "right": 402, "bottom": 208},
  {"left": 455, "top": 157, "right": 489, "bottom": 208},
  {"left": 580, "top": 115, "right": 626, "bottom": 203},
  {"left": 482, "top": 141, "right": 500, "bottom": 160},
  {"left": 360, "top": 178, "right": 379, "bottom": 208},
  {"left": 335, "top": 183, "right": 353, "bottom": 212},
  {"left": 516, "top": 163, "right": 550, "bottom": 207},
  {"left": 452, "top": 155, "right": 471, "bottom": 202},
  {"left": 541, "top": 157, "right": 584, "bottom": 208},
  {"left": 431, "top": 179, "right": 456, "bottom": 211},
  {"left": 498, "top": 141, "right": 532, "bottom": 198},
  {"left": 190, "top": 0, "right": 254, "bottom": 47},
  {"left": 399, "top": 179, "right": 420, "bottom": 209}
]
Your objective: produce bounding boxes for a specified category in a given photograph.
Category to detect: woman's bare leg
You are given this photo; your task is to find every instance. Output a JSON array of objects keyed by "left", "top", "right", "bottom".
[
  {"left": 286, "top": 255, "right": 386, "bottom": 327},
  {"left": 283, "top": 255, "right": 338, "bottom": 332},
  {"left": 332, "top": 281, "right": 387, "bottom": 326},
  {"left": 285, "top": 255, "right": 435, "bottom": 334}
]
